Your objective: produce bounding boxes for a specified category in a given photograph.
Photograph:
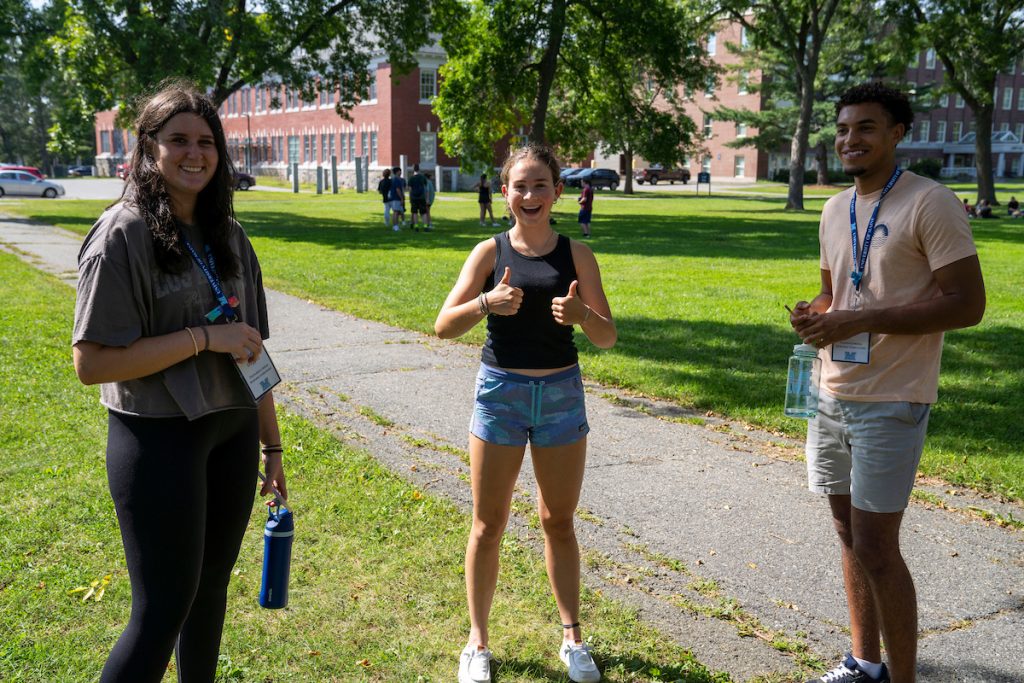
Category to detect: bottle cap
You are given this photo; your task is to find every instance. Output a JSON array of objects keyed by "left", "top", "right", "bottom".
[{"left": 793, "top": 343, "right": 819, "bottom": 354}]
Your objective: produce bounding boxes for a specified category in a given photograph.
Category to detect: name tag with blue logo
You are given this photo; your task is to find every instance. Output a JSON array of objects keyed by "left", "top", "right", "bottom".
[{"left": 831, "top": 332, "right": 871, "bottom": 365}]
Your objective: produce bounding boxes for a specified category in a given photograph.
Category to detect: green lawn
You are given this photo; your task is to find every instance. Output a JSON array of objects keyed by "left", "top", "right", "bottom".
[
  {"left": 0, "top": 251, "right": 731, "bottom": 682},
  {"left": 4, "top": 188, "right": 1022, "bottom": 501}
]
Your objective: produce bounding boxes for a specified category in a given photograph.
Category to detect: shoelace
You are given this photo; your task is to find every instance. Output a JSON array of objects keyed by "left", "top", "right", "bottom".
[
  {"left": 567, "top": 644, "right": 597, "bottom": 669},
  {"left": 820, "top": 663, "right": 858, "bottom": 682}
]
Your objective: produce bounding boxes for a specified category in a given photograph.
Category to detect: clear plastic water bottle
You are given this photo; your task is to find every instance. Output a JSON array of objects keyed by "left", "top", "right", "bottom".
[
  {"left": 259, "top": 505, "right": 293, "bottom": 609},
  {"left": 784, "top": 343, "right": 821, "bottom": 418}
]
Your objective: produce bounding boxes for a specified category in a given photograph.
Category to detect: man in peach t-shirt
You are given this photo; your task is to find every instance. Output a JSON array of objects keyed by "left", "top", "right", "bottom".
[{"left": 790, "top": 84, "right": 985, "bottom": 683}]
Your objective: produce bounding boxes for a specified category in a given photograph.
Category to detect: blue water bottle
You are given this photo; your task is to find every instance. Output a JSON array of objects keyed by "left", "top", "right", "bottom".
[{"left": 259, "top": 503, "right": 294, "bottom": 609}]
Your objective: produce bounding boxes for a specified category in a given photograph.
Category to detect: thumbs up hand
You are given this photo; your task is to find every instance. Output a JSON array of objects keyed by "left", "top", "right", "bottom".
[
  {"left": 551, "top": 279, "right": 589, "bottom": 326},
  {"left": 486, "top": 266, "right": 523, "bottom": 316}
]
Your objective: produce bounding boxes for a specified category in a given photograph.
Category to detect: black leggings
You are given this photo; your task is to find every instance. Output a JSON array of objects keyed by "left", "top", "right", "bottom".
[{"left": 100, "top": 408, "right": 259, "bottom": 683}]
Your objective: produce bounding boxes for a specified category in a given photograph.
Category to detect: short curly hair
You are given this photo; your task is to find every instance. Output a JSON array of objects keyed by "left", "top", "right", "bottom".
[{"left": 836, "top": 83, "right": 914, "bottom": 134}]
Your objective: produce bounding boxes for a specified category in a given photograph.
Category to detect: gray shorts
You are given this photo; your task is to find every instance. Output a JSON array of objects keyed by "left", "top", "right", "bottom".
[{"left": 806, "top": 392, "right": 931, "bottom": 513}]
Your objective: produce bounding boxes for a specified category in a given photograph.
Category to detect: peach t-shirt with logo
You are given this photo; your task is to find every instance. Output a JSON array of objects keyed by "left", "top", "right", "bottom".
[{"left": 818, "top": 171, "right": 977, "bottom": 403}]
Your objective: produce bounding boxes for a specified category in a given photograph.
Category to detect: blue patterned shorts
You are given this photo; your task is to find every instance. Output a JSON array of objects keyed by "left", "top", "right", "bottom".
[{"left": 469, "top": 364, "right": 589, "bottom": 447}]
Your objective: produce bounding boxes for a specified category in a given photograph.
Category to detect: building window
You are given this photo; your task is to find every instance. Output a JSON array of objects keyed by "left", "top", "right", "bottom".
[
  {"left": 706, "top": 32, "right": 716, "bottom": 55},
  {"left": 361, "top": 131, "right": 368, "bottom": 157},
  {"left": 936, "top": 121, "right": 946, "bottom": 142},
  {"left": 367, "top": 71, "right": 377, "bottom": 101},
  {"left": 736, "top": 122, "right": 747, "bottom": 138},
  {"left": 348, "top": 132, "right": 355, "bottom": 161},
  {"left": 918, "top": 120, "right": 929, "bottom": 142},
  {"left": 100, "top": 130, "right": 111, "bottom": 154},
  {"left": 1016, "top": 123, "right": 1024, "bottom": 142},
  {"left": 320, "top": 85, "right": 330, "bottom": 107},
  {"left": 420, "top": 69, "right": 437, "bottom": 101},
  {"left": 705, "top": 75, "right": 716, "bottom": 98},
  {"left": 420, "top": 132, "right": 437, "bottom": 164},
  {"left": 940, "top": 93, "right": 949, "bottom": 108},
  {"left": 734, "top": 155, "right": 745, "bottom": 177},
  {"left": 740, "top": 26, "right": 748, "bottom": 48},
  {"left": 994, "top": 87, "right": 999, "bottom": 109},
  {"left": 1000, "top": 122, "right": 1010, "bottom": 132},
  {"left": 956, "top": 94, "right": 964, "bottom": 109},
  {"left": 1018, "top": 89, "right": 1024, "bottom": 111},
  {"left": 287, "top": 136, "right": 299, "bottom": 164},
  {"left": 952, "top": 121, "right": 963, "bottom": 142},
  {"left": 926, "top": 49, "right": 936, "bottom": 69},
  {"left": 701, "top": 155, "right": 711, "bottom": 173},
  {"left": 370, "top": 131, "right": 378, "bottom": 162},
  {"left": 738, "top": 71, "right": 749, "bottom": 96},
  {"left": 321, "top": 134, "right": 329, "bottom": 162},
  {"left": 703, "top": 114, "right": 713, "bottom": 138}
]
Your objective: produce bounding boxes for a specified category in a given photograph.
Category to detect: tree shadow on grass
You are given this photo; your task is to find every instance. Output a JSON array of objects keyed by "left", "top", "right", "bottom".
[
  {"left": 494, "top": 654, "right": 723, "bottom": 682},
  {"left": 591, "top": 316, "right": 1023, "bottom": 457},
  {"left": 239, "top": 208, "right": 823, "bottom": 261}
]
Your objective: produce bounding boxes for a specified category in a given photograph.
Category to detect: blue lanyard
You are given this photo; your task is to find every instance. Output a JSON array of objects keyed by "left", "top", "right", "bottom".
[
  {"left": 849, "top": 167, "right": 902, "bottom": 291},
  {"left": 181, "top": 232, "right": 237, "bottom": 320}
]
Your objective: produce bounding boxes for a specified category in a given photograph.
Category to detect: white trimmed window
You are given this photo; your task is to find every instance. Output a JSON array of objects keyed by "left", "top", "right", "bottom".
[
  {"left": 703, "top": 114, "right": 713, "bottom": 138},
  {"left": 367, "top": 72, "right": 377, "bottom": 101},
  {"left": 738, "top": 71, "right": 749, "bottom": 96},
  {"left": 918, "top": 120, "right": 930, "bottom": 142},
  {"left": 707, "top": 32, "right": 716, "bottom": 55},
  {"left": 936, "top": 120, "right": 946, "bottom": 142},
  {"left": 370, "top": 132, "right": 378, "bottom": 163},
  {"left": 736, "top": 122, "right": 747, "bottom": 138},
  {"left": 926, "top": 49, "right": 936, "bottom": 69},
  {"left": 734, "top": 155, "right": 745, "bottom": 177},
  {"left": 1005, "top": 88, "right": 1014, "bottom": 110},
  {"left": 952, "top": 121, "right": 963, "bottom": 142},
  {"left": 419, "top": 69, "right": 437, "bottom": 101},
  {"left": 940, "top": 93, "right": 949, "bottom": 108},
  {"left": 956, "top": 94, "right": 964, "bottom": 109},
  {"left": 1016, "top": 123, "right": 1024, "bottom": 142}
]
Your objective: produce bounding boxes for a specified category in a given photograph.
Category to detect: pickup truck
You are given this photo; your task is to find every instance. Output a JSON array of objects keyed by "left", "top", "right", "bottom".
[{"left": 633, "top": 165, "right": 690, "bottom": 185}]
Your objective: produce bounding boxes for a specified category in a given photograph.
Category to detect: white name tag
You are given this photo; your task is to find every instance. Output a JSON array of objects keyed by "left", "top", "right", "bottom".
[
  {"left": 831, "top": 332, "right": 871, "bottom": 364},
  {"left": 235, "top": 349, "right": 282, "bottom": 402}
]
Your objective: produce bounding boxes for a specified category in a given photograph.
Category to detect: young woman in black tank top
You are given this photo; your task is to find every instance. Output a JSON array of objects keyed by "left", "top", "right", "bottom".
[{"left": 436, "top": 144, "right": 616, "bottom": 683}]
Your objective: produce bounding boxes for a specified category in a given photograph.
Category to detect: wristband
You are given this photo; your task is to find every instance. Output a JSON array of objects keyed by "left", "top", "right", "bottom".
[{"left": 184, "top": 327, "right": 199, "bottom": 357}]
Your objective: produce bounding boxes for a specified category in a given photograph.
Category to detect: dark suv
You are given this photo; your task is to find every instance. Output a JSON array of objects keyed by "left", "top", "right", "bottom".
[
  {"left": 567, "top": 168, "right": 620, "bottom": 190},
  {"left": 634, "top": 165, "right": 690, "bottom": 185}
]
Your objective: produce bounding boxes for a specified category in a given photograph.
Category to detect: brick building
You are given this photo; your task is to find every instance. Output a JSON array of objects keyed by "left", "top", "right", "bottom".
[{"left": 94, "top": 44, "right": 478, "bottom": 189}]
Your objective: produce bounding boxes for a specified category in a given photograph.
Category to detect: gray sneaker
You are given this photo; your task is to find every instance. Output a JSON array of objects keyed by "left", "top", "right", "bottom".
[
  {"left": 458, "top": 644, "right": 492, "bottom": 683},
  {"left": 559, "top": 640, "right": 601, "bottom": 682}
]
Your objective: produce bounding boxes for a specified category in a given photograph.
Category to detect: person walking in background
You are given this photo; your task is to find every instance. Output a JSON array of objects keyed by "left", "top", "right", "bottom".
[
  {"left": 577, "top": 178, "right": 594, "bottom": 238},
  {"left": 408, "top": 163, "right": 429, "bottom": 232},
  {"left": 424, "top": 170, "right": 436, "bottom": 231},
  {"left": 72, "top": 80, "right": 288, "bottom": 683},
  {"left": 436, "top": 143, "right": 616, "bottom": 683},
  {"left": 377, "top": 168, "right": 393, "bottom": 227},
  {"left": 475, "top": 173, "right": 497, "bottom": 227},
  {"left": 389, "top": 166, "right": 406, "bottom": 231},
  {"left": 790, "top": 83, "right": 984, "bottom": 683}
]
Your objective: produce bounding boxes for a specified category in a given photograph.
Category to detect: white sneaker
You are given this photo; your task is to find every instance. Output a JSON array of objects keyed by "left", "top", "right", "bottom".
[
  {"left": 559, "top": 640, "right": 601, "bottom": 682},
  {"left": 458, "top": 644, "right": 493, "bottom": 683}
]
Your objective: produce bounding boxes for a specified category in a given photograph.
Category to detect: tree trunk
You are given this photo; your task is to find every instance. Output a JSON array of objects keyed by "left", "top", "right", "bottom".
[
  {"left": 815, "top": 141, "right": 829, "bottom": 185},
  {"left": 623, "top": 147, "right": 634, "bottom": 194},
  {"left": 973, "top": 104, "right": 997, "bottom": 205},
  {"left": 787, "top": 72, "right": 815, "bottom": 211},
  {"left": 529, "top": 0, "right": 567, "bottom": 144}
]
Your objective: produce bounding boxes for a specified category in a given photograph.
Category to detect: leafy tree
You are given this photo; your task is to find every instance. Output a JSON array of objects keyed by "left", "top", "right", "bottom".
[
  {"left": 716, "top": 2, "right": 914, "bottom": 187},
  {"left": 433, "top": 0, "right": 713, "bottom": 174},
  {"left": 887, "top": 0, "right": 1024, "bottom": 205},
  {"left": 45, "top": 0, "right": 436, "bottom": 118},
  {"left": 720, "top": 0, "right": 845, "bottom": 210}
]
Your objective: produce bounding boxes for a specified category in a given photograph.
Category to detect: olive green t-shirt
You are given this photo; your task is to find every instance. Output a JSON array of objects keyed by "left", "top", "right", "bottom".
[{"left": 73, "top": 203, "right": 270, "bottom": 420}]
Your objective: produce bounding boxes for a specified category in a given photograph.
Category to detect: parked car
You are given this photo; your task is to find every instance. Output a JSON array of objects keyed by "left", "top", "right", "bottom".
[
  {"left": 559, "top": 167, "right": 585, "bottom": 183},
  {"left": 68, "top": 165, "right": 94, "bottom": 176},
  {"left": 0, "top": 170, "right": 66, "bottom": 198},
  {"left": 633, "top": 165, "right": 690, "bottom": 185},
  {"left": 0, "top": 164, "right": 45, "bottom": 180},
  {"left": 116, "top": 163, "right": 131, "bottom": 179},
  {"left": 567, "top": 168, "right": 620, "bottom": 190},
  {"left": 233, "top": 171, "right": 256, "bottom": 191}
]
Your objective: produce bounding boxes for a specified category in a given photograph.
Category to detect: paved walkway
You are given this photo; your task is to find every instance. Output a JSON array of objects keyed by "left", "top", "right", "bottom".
[{"left": 2, "top": 215, "right": 1020, "bottom": 683}]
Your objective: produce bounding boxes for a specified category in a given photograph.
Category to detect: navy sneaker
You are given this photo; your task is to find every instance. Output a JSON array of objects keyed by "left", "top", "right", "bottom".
[{"left": 806, "top": 654, "right": 890, "bottom": 683}]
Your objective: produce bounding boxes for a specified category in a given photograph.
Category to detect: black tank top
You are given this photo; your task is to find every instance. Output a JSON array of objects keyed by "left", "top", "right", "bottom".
[{"left": 481, "top": 231, "right": 578, "bottom": 368}]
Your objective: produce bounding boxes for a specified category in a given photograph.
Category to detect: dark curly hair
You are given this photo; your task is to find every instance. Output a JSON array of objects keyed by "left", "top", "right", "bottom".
[
  {"left": 116, "top": 79, "right": 239, "bottom": 278},
  {"left": 500, "top": 142, "right": 562, "bottom": 186},
  {"left": 836, "top": 83, "right": 914, "bottom": 135}
]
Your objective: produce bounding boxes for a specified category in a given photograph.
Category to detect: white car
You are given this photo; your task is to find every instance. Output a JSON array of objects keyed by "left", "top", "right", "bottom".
[{"left": 0, "top": 170, "right": 66, "bottom": 198}]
